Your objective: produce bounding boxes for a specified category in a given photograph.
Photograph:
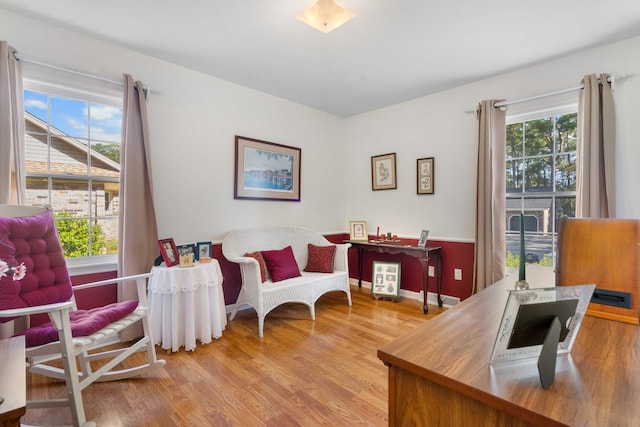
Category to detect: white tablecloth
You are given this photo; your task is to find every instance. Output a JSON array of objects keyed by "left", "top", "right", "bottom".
[{"left": 148, "top": 261, "right": 227, "bottom": 352}]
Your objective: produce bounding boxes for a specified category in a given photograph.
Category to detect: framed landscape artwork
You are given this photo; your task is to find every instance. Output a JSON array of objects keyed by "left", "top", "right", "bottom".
[
  {"left": 371, "top": 152, "right": 397, "bottom": 190},
  {"left": 417, "top": 157, "right": 434, "bottom": 195},
  {"left": 234, "top": 135, "right": 301, "bottom": 201}
]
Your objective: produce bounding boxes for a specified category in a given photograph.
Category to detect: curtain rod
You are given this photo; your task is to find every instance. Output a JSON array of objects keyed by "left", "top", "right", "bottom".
[
  {"left": 467, "top": 73, "right": 633, "bottom": 114},
  {"left": 13, "top": 52, "right": 153, "bottom": 95},
  {"left": 14, "top": 52, "right": 124, "bottom": 87}
]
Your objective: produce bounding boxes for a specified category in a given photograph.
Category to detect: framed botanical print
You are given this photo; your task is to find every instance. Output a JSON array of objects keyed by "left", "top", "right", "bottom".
[
  {"left": 371, "top": 153, "right": 397, "bottom": 190},
  {"left": 417, "top": 157, "right": 434, "bottom": 195}
]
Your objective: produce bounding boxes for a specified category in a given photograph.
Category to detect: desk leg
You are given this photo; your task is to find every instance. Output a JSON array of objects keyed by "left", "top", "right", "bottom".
[
  {"left": 419, "top": 258, "right": 430, "bottom": 314},
  {"left": 357, "top": 247, "right": 363, "bottom": 287}
]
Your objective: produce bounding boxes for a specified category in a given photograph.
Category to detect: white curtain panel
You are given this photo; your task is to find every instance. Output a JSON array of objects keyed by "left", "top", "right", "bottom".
[
  {"left": 0, "top": 41, "right": 25, "bottom": 204},
  {"left": 576, "top": 73, "right": 616, "bottom": 218},
  {"left": 474, "top": 100, "right": 506, "bottom": 293}
]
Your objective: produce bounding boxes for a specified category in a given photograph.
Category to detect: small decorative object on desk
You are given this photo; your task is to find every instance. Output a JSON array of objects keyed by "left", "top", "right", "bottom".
[{"left": 515, "top": 213, "right": 529, "bottom": 290}]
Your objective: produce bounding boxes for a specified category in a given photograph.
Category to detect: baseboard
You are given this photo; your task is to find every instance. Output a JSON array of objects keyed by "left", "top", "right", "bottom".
[{"left": 349, "top": 278, "right": 460, "bottom": 308}]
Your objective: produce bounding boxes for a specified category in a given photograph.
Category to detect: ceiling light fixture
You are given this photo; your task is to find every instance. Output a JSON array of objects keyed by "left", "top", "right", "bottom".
[{"left": 297, "top": 0, "right": 355, "bottom": 33}]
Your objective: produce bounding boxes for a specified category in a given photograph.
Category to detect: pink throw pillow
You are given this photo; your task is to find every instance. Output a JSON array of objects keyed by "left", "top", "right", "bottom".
[
  {"left": 261, "top": 246, "right": 301, "bottom": 282},
  {"left": 304, "top": 244, "right": 336, "bottom": 273},
  {"left": 244, "top": 251, "right": 268, "bottom": 283}
]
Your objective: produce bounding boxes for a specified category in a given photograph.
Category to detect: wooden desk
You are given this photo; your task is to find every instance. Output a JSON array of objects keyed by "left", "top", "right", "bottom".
[
  {"left": 346, "top": 240, "right": 442, "bottom": 313},
  {"left": 378, "top": 266, "right": 640, "bottom": 426},
  {"left": 0, "top": 336, "right": 26, "bottom": 427}
]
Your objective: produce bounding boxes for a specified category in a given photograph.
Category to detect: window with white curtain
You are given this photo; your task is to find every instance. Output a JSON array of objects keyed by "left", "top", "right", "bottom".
[
  {"left": 505, "top": 107, "right": 577, "bottom": 267},
  {"left": 22, "top": 77, "right": 122, "bottom": 262}
]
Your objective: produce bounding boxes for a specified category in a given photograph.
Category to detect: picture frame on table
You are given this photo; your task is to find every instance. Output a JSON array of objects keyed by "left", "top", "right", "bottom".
[
  {"left": 234, "top": 135, "right": 301, "bottom": 202},
  {"left": 371, "top": 152, "right": 397, "bottom": 191},
  {"left": 157, "top": 238, "right": 179, "bottom": 267},
  {"left": 417, "top": 230, "right": 430, "bottom": 248},
  {"left": 349, "top": 220, "right": 368, "bottom": 241},
  {"left": 176, "top": 244, "right": 196, "bottom": 268},
  {"left": 417, "top": 157, "right": 434, "bottom": 195},
  {"left": 197, "top": 241, "right": 212, "bottom": 261},
  {"left": 371, "top": 261, "right": 401, "bottom": 299}
]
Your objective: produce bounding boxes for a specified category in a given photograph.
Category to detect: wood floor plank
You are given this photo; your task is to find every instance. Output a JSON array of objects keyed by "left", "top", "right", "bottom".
[{"left": 21, "top": 285, "right": 444, "bottom": 426}]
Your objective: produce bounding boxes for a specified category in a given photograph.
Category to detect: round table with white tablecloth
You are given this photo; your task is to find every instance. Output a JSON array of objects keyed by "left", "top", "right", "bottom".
[{"left": 148, "top": 260, "right": 227, "bottom": 352}]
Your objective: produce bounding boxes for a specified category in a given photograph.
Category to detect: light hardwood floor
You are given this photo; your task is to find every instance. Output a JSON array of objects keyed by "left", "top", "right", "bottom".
[{"left": 22, "top": 285, "right": 444, "bottom": 426}]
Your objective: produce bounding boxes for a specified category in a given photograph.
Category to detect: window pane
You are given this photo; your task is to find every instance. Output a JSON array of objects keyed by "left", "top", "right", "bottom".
[
  {"left": 89, "top": 103, "right": 122, "bottom": 143},
  {"left": 524, "top": 118, "right": 553, "bottom": 156},
  {"left": 555, "top": 152, "right": 576, "bottom": 191},
  {"left": 25, "top": 177, "right": 50, "bottom": 206},
  {"left": 554, "top": 197, "right": 576, "bottom": 232},
  {"left": 524, "top": 156, "right": 552, "bottom": 191},
  {"left": 506, "top": 160, "right": 523, "bottom": 193},
  {"left": 54, "top": 217, "right": 91, "bottom": 258},
  {"left": 50, "top": 136, "right": 89, "bottom": 176},
  {"left": 50, "top": 96, "right": 88, "bottom": 139},
  {"left": 90, "top": 141, "right": 121, "bottom": 178},
  {"left": 24, "top": 90, "right": 48, "bottom": 123},
  {"left": 555, "top": 113, "right": 577, "bottom": 153},
  {"left": 96, "top": 217, "right": 118, "bottom": 254},
  {"left": 51, "top": 178, "right": 90, "bottom": 216},
  {"left": 506, "top": 123, "right": 523, "bottom": 159}
]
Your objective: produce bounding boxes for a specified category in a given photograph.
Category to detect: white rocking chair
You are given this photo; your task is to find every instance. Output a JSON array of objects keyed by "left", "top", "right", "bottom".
[{"left": 0, "top": 205, "right": 165, "bottom": 427}]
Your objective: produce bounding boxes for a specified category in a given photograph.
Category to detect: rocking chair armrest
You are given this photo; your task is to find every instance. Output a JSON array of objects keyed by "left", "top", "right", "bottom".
[
  {"left": 0, "top": 300, "right": 74, "bottom": 318},
  {"left": 72, "top": 273, "right": 152, "bottom": 291}
]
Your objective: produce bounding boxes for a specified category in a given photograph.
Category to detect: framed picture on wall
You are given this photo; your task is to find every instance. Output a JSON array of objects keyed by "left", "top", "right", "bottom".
[
  {"left": 234, "top": 135, "right": 301, "bottom": 201},
  {"left": 371, "top": 152, "right": 397, "bottom": 190},
  {"left": 157, "top": 238, "right": 179, "bottom": 267},
  {"left": 417, "top": 157, "right": 434, "bottom": 195},
  {"left": 372, "top": 261, "right": 401, "bottom": 299}
]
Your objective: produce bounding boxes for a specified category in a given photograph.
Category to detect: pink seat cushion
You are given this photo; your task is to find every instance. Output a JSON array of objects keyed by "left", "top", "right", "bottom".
[
  {"left": 261, "top": 246, "right": 301, "bottom": 282},
  {"left": 17, "top": 299, "right": 139, "bottom": 347},
  {"left": 0, "top": 210, "right": 73, "bottom": 315}
]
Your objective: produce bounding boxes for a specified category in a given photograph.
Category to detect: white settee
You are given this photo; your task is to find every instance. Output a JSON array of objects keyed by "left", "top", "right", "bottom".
[{"left": 222, "top": 226, "right": 352, "bottom": 337}]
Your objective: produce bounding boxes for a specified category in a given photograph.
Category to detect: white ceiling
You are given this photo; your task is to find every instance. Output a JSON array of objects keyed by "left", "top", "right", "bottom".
[{"left": 2, "top": 0, "right": 640, "bottom": 117}]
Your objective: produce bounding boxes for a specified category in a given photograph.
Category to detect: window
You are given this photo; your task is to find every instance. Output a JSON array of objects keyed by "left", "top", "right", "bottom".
[
  {"left": 23, "top": 87, "right": 122, "bottom": 259},
  {"left": 506, "top": 110, "right": 577, "bottom": 267}
]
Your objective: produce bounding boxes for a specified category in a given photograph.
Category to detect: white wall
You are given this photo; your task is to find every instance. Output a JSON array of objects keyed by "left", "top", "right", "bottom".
[
  {"left": 344, "top": 36, "right": 640, "bottom": 242},
  {"left": 1, "top": 9, "right": 347, "bottom": 245}
]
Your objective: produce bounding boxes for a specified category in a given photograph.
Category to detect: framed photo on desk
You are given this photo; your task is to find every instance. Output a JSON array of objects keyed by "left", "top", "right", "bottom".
[
  {"left": 418, "top": 230, "right": 430, "bottom": 248},
  {"left": 372, "top": 261, "right": 401, "bottom": 298}
]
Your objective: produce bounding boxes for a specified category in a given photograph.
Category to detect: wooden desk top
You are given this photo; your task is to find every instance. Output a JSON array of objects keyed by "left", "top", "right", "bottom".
[
  {"left": 378, "top": 266, "right": 640, "bottom": 426},
  {"left": 0, "top": 336, "right": 26, "bottom": 423}
]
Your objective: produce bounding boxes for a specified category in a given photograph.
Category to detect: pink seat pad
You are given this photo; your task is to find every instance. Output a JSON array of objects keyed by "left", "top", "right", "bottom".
[{"left": 17, "top": 299, "right": 139, "bottom": 347}]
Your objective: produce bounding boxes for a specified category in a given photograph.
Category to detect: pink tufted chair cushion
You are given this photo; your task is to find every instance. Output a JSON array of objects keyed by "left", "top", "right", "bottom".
[
  {"left": 0, "top": 209, "right": 139, "bottom": 347},
  {"left": 0, "top": 210, "right": 73, "bottom": 312}
]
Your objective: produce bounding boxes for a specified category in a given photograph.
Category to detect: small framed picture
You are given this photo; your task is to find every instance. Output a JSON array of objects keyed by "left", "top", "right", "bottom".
[
  {"left": 417, "top": 157, "right": 434, "bottom": 195},
  {"left": 371, "top": 152, "right": 397, "bottom": 191},
  {"left": 197, "top": 241, "right": 212, "bottom": 261},
  {"left": 349, "top": 220, "right": 368, "bottom": 241},
  {"left": 157, "top": 238, "right": 179, "bottom": 267},
  {"left": 176, "top": 244, "right": 196, "bottom": 268},
  {"left": 372, "top": 261, "right": 401, "bottom": 298},
  {"left": 418, "top": 230, "right": 430, "bottom": 248}
]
